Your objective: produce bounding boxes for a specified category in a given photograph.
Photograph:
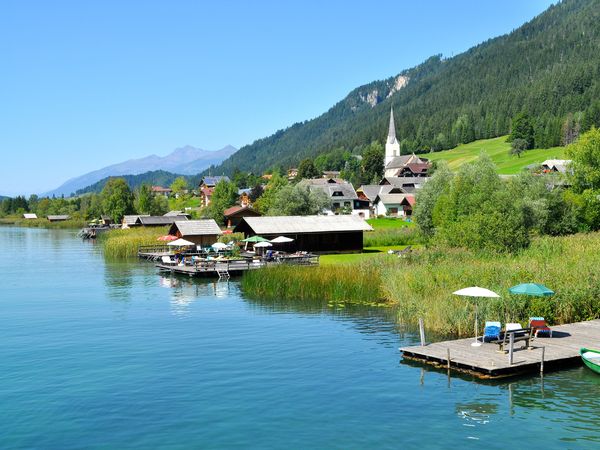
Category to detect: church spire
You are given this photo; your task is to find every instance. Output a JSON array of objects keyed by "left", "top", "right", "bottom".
[
  {"left": 387, "top": 107, "right": 397, "bottom": 145},
  {"left": 384, "top": 106, "right": 400, "bottom": 168}
]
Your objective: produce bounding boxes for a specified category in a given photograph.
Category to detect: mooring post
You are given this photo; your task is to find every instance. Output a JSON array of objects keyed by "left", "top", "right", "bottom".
[
  {"left": 508, "top": 332, "right": 515, "bottom": 365},
  {"left": 418, "top": 318, "right": 426, "bottom": 346},
  {"left": 540, "top": 346, "right": 545, "bottom": 375},
  {"left": 446, "top": 347, "right": 451, "bottom": 369}
]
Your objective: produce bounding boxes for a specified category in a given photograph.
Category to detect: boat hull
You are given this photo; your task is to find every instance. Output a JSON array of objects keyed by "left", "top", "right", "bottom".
[{"left": 580, "top": 348, "right": 600, "bottom": 374}]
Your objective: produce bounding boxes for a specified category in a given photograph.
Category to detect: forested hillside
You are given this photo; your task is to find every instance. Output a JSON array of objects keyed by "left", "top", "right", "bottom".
[
  {"left": 206, "top": 0, "right": 600, "bottom": 176},
  {"left": 74, "top": 170, "right": 198, "bottom": 196}
]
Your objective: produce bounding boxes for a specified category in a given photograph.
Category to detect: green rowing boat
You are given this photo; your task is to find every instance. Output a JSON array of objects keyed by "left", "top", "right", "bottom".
[{"left": 580, "top": 348, "right": 600, "bottom": 374}]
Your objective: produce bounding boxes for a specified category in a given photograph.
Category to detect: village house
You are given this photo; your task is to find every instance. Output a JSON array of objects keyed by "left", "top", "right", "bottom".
[
  {"left": 233, "top": 215, "right": 373, "bottom": 253},
  {"left": 287, "top": 168, "right": 298, "bottom": 180},
  {"left": 199, "top": 176, "right": 231, "bottom": 208},
  {"left": 373, "top": 192, "right": 416, "bottom": 217},
  {"left": 298, "top": 177, "right": 369, "bottom": 217},
  {"left": 223, "top": 205, "right": 261, "bottom": 228},
  {"left": 122, "top": 215, "right": 189, "bottom": 228},
  {"left": 168, "top": 220, "right": 222, "bottom": 246},
  {"left": 541, "top": 159, "right": 572, "bottom": 174},
  {"left": 151, "top": 186, "right": 172, "bottom": 197},
  {"left": 164, "top": 210, "right": 192, "bottom": 219},
  {"left": 238, "top": 189, "right": 252, "bottom": 207},
  {"left": 47, "top": 215, "right": 70, "bottom": 222}
]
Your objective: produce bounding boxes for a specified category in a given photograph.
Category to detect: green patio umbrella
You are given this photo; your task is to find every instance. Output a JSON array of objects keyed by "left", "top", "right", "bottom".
[
  {"left": 241, "top": 235, "right": 269, "bottom": 250},
  {"left": 241, "top": 236, "right": 269, "bottom": 243},
  {"left": 508, "top": 283, "right": 555, "bottom": 297}
]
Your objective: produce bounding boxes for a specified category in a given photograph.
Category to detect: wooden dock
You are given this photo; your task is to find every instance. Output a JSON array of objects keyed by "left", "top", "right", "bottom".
[
  {"left": 400, "top": 319, "right": 600, "bottom": 379},
  {"left": 156, "top": 254, "right": 319, "bottom": 278}
]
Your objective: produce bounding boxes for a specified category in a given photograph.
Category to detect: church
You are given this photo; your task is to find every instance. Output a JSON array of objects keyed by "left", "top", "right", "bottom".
[{"left": 383, "top": 107, "right": 431, "bottom": 178}]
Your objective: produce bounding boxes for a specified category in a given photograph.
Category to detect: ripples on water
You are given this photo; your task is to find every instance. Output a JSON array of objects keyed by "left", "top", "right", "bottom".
[{"left": 1, "top": 227, "right": 599, "bottom": 449}]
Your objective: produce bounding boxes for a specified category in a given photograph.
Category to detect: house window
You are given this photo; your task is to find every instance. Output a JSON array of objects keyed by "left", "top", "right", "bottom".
[{"left": 389, "top": 207, "right": 398, "bottom": 216}]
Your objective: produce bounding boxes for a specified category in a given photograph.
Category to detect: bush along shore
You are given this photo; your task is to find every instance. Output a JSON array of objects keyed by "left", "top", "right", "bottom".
[
  {"left": 8, "top": 217, "right": 87, "bottom": 229},
  {"left": 241, "top": 232, "right": 600, "bottom": 337}
]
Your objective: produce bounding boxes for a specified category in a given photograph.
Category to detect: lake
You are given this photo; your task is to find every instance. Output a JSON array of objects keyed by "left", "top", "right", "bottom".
[{"left": 1, "top": 227, "right": 600, "bottom": 449}]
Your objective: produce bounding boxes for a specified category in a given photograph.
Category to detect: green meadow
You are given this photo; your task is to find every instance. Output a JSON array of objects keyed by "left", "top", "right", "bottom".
[{"left": 426, "top": 136, "right": 565, "bottom": 174}]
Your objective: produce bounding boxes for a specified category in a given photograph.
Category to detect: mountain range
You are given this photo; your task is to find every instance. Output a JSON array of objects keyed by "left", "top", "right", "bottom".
[
  {"left": 201, "top": 0, "right": 600, "bottom": 177},
  {"left": 45, "top": 145, "right": 237, "bottom": 197}
]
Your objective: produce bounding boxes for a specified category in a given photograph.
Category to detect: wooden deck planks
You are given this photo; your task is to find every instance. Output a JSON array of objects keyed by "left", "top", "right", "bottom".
[{"left": 400, "top": 319, "right": 600, "bottom": 378}]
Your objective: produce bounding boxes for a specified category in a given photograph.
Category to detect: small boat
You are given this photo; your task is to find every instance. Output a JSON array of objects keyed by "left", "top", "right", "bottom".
[{"left": 580, "top": 348, "right": 600, "bottom": 374}]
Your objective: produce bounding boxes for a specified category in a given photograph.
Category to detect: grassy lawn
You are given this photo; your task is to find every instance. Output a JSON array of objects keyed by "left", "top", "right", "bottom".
[
  {"left": 320, "top": 245, "right": 411, "bottom": 265},
  {"left": 426, "top": 136, "right": 565, "bottom": 174},
  {"left": 367, "top": 217, "right": 415, "bottom": 229}
]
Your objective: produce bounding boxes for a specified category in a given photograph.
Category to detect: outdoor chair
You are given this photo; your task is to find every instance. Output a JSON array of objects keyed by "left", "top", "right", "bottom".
[
  {"left": 529, "top": 317, "right": 553, "bottom": 337},
  {"left": 161, "top": 255, "right": 177, "bottom": 266},
  {"left": 483, "top": 321, "right": 501, "bottom": 342}
]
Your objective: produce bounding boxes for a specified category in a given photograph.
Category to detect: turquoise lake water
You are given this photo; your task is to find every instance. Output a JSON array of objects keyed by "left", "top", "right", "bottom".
[{"left": 2, "top": 227, "right": 600, "bottom": 449}]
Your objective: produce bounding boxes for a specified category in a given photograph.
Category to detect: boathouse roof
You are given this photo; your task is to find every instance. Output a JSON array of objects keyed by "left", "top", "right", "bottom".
[
  {"left": 169, "top": 220, "right": 222, "bottom": 237},
  {"left": 234, "top": 215, "right": 373, "bottom": 235},
  {"left": 138, "top": 215, "right": 189, "bottom": 226}
]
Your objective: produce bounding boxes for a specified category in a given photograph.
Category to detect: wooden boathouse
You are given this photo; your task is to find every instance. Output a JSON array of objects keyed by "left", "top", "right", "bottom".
[
  {"left": 168, "top": 219, "right": 222, "bottom": 246},
  {"left": 233, "top": 215, "right": 373, "bottom": 253}
]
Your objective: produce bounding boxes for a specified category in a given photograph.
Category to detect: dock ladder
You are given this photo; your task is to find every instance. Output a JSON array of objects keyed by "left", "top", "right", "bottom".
[{"left": 216, "top": 264, "right": 230, "bottom": 280}]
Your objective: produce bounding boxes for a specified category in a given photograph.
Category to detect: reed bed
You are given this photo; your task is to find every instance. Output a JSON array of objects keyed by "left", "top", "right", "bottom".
[
  {"left": 385, "top": 233, "right": 600, "bottom": 336},
  {"left": 13, "top": 218, "right": 87, "bottom": 229},
  {"left": 363, "top": 227, "right": 422, "bottom": 247},
  {"left": 98, "top": 227, "right": 169, "bottom": 258},
  {"left": 242, "top": 232, "right": 600, "bottom": 336},
  {"left": 241, "top": 262, "right": 387, "bottom": 307}
]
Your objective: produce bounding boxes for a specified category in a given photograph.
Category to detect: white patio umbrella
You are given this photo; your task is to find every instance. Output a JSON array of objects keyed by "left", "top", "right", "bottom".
[
  {"left": 253, "top": 241, "right": 273, "bottom": 248},
  {"left": 167, "top": 238, "right": 195, "bottom": 247},
  {"left": 270, "top": 236, "right": 294, "bottom": 243},
  {"left": 453, "top": 286, "right": 500, "bottom": 347},
  {"left": 211, "top": 242, "right": 228, "bottom": 250}
]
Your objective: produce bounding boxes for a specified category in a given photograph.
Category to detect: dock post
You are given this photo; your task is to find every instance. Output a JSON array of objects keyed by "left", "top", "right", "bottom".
[
  {"left": 446, "top": 348, "right": 451, "bottom": 369},
  {"left": 540, "top": 346, "right": 545, "bottom": 375},
  {"left": 418, "top": 318, "right": 426, "bottom": 346},
  {"left": 508, "top": 333, "right": 515, "bottom": 365}
]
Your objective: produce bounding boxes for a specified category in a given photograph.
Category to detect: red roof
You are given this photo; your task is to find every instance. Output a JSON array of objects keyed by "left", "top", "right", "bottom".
[
  {"left": 223, "top": 205, "right": 261, "bottom": 217},
  {"left": 404, "top": 195, "right": 416, "bottom": 206},
  {"left": 404, "top": 163, "right": 430, "bottom": 174},
  {"left": 152, "top": 186, "right": 172, "bottom": 192}
]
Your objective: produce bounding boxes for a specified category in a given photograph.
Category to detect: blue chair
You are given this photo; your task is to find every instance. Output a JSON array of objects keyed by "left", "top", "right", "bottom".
[{"left": 483, "top": 321, "right": 501, "bottom": 342}]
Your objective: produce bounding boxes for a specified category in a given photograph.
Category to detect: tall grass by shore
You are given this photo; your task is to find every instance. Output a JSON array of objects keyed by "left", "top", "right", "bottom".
[
  {"left": 10, "top": 218, "right": 87, "bottom": 229},
  {"left": 241, "top": 262, "right": 386, "bottom": 307},
  {"left": 363, "top": 227, "right": 422, "bottom": 247},
  {"left": 98, "top": 227, "right": 169, "bottom": 258},
  {"left": 242, "top": 232, "right": 600, "bottom": 336}
]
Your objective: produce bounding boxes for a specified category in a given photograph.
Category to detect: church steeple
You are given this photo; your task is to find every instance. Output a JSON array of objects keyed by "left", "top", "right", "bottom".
[
  {"left": 387, "top": 106, "right": 397, "bottom": 145},
  {"left": 385, "top": 106, "right": 400, "bottom": 167}
]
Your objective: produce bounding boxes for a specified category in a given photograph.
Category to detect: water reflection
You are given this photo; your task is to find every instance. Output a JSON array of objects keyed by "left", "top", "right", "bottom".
[
  {"left": 104, "top": 261, "right": 134, "bottom": 302},
  {"left": 158, "top": 275, "right": 236, "bottom": 317}
]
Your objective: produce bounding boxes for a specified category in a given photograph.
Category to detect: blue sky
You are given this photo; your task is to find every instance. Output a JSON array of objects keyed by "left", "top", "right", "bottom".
[{"left": 0, "top": 0, "right": 555, "bottom": 196}]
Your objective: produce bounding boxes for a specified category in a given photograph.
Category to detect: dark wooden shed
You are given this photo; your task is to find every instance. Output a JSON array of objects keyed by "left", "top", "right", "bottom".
[{"left": 233, "top": 215, "right": 373, "bottom": 254}]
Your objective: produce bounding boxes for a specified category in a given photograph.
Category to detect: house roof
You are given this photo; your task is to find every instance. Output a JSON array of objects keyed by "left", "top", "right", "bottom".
[
  {"left": 403, "top": 163, "right": 430, "bottom": 174},
  {"left": 238, "top": 188, "right": 252, "bottom": 195},
  {"left": 138, "top": 215, "right": 189, "bottom": 226},
  {"left": 376, "top": 194, "right": 410, "bottom": 205},
  {"left": 299, "top": 178, "right": 358, "bottom": 200},
  {"left": 541, "top": 159, "right": 572, "bottom": 173},
  {"left": 223, "top": 205, "right": 261, "bottom": 217},
  {"left": 385, "top": 154, "right": 419, "bottom": 169},
  {"left": 23, "top": 213, "right": 37, "bottom": 219},
  {"left": 201, "top": 176, "right": 230, "bottom": 187},
  {"left": 47, "top": 215, "right": 70, "bottom": 220},
  {"left": 170, "top": 220, "right": 222, "bottom": 236},
  {"left": 357, "top": 185, "right": 394, "bottom": 201},
  {"left": 380, "top": 177, "right": 428, "bottom": 189},
  {"left": 234, "top": 215, "right": 373, "bottom": 235},
  {"left": 164, "top": 210, "right": 188, "bottom": 217},
  {"left": 122, "top": 214, "right": 149, "bottom": 225},
  {"left": 151, "top": 186, "right": 172, "bottom": 192}
]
